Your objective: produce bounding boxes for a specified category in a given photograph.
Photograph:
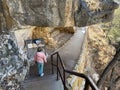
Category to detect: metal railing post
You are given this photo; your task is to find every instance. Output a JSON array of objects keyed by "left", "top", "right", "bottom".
[
  {"left": 51, "top": 55, "right": 54, "bottom": 74},
  {"left": 84, "top": 79, "right": 89, "bottom": 90},
  {"left": 57, "top": 53, "right": 59, "bottom": 80},
  {"left": 63, "top": 69, "right": 66, "bottom": 90}
]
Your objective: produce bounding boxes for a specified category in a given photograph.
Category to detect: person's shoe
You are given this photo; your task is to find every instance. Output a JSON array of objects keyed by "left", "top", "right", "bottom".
[{"left": 40, "top": 73, "right": 44, "bottom": 77}]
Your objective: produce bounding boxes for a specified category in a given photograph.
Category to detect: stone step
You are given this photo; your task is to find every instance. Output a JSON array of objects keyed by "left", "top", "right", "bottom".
[
  {"left": 50, "top": 30, "right": 60, "bottom": 38},
  {"left": 54, "top": 33, "right": 66, "bottom": 41},
  {"left": 21, "top": 74, "right": 64, "bottom": 90},
  {"left": 23, "top": 74, "right": 57, "bottom": 83},
  {"left": 55, "top": 33, "right": 72, "bottom": 46},
  {"left": 58, "top": 33, "right": 72, "bottom": 44},
  {"left": 28, "top": 59, "right": 53, "bottom": 79}
]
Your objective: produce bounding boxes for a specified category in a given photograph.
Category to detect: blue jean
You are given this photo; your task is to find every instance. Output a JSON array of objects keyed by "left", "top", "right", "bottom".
[{"left": 37, "top": 63, "right": 44, "bottom": 75}]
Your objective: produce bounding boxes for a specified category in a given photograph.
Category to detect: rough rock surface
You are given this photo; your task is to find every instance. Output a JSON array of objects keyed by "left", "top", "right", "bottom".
[
  {"left": 14, "top": 26, "right": 74, "bottom": 49},
  {"left": 75, "top": 0, "right": 119, "bottom": 26},
  {"left": 0, "top": 0, "right": 119, "bottom": 30},
  {"left": 86, "top": 25, "right": 116, "bottom": 74},
  {"left": 0, "top": 33, "right": 29, "bottom": 90}
]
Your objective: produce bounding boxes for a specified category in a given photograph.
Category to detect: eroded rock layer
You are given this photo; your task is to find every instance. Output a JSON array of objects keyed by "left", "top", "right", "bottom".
[{"left": 0, "top": 0, "right": 119, "bottom": 30}]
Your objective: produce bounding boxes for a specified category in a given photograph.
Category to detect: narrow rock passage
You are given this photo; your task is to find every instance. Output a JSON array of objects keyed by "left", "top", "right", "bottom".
[{"left": 22, "top": 27, "right": 86, "bottom": 90}]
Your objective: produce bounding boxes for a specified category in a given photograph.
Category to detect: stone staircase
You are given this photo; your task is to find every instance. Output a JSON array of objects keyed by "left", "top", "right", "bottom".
[
  {"left": 21, "top": 28, "right": 86, "bottom": 90},
  {"left": 21, "top": 30, "right": 74, "bottom": 90},
  {"left": 22, "top": 74, "right": 63, "bottom": 90},
  {"left": 21, "top": 57, "right": 64, "bottom": 90}
]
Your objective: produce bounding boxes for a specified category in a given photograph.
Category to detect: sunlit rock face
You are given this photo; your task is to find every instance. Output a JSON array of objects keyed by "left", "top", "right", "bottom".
[
  {"left": 75, "top": 0, "right": 119, "bottom": 26},
  {"left": 87, "top": 25, "right": 116, "bottom": 74},
  {"left": 0, "top": 33, "right": 29, "bottom": 90},
  {"left": 14, "top": 26, "right": 74, "bottom": 51},
  {"left": 3, "top": 0, "right": 75, "bottom": 27},
  {"left": 0, "top": 0, "right": 119, "bottom": 29}
]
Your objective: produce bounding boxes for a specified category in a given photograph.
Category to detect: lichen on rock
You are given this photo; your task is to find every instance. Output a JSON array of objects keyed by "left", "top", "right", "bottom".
[
  {"left": 87, "top": 25, "right": 116, "bottom": 74},
  {"left": 0, "top": 32, "right": 29, "bottom": 90}
]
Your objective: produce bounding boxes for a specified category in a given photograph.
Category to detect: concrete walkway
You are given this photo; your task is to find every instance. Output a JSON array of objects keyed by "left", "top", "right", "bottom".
[
  {"left": 22, "top": 27, "right": 86, "bottom": 90},
  {"left": 59, "top": 27, "right": 86, "bottom": 70},
  {"left": 22, "top": 74, "right": 63, "bottom": 90}
]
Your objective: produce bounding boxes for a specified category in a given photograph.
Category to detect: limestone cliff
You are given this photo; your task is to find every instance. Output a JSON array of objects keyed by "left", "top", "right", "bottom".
[
  {"left": 86, "top": 25, "right": 116, "bottom": 75},
  {"left": 0, "top": 0, "right": 119, "bottom": 31}
]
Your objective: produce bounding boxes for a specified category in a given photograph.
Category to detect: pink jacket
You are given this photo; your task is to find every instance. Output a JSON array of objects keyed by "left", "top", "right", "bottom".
[{"left": 34, "top": 52, "right": 47, "bottom": 63}]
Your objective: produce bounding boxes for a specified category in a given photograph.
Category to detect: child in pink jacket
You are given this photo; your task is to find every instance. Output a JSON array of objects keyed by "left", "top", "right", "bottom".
[{"left": 34, "top": 47, "right": 47, "bottom": 76}]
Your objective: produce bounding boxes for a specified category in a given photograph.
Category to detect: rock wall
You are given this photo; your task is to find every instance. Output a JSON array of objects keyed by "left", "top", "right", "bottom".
[
  {"left": 75, "top": 0, "right": 119, "bottom": 26},
  {"left": 0, "top": 33, "right": 29, "bottom": 90},
  {"left": 0, "top": 0, "right": 119, "bottom": 31},
  {"left": 86, "top": 25, "right": 116, "bottom": 74},
  {"left": 14, "top": 26, "right": 74, "bottom": 49}
]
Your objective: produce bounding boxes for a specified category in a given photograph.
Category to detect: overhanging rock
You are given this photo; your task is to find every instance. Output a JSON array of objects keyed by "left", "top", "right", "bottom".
[{"left": 0, "top": 0, "right": 119, "bottom": 29}]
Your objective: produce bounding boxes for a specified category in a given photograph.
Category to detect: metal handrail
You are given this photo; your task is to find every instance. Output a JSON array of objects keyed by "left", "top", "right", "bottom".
[
  {"left": 51, "top": 52, "right": 67, "bottom": 89},
  {"left": 65, "top": 70, "right": 99, "bottom": 90},
  {"left": 51, "top": 52, "right": 99, "bottom": 90}
]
